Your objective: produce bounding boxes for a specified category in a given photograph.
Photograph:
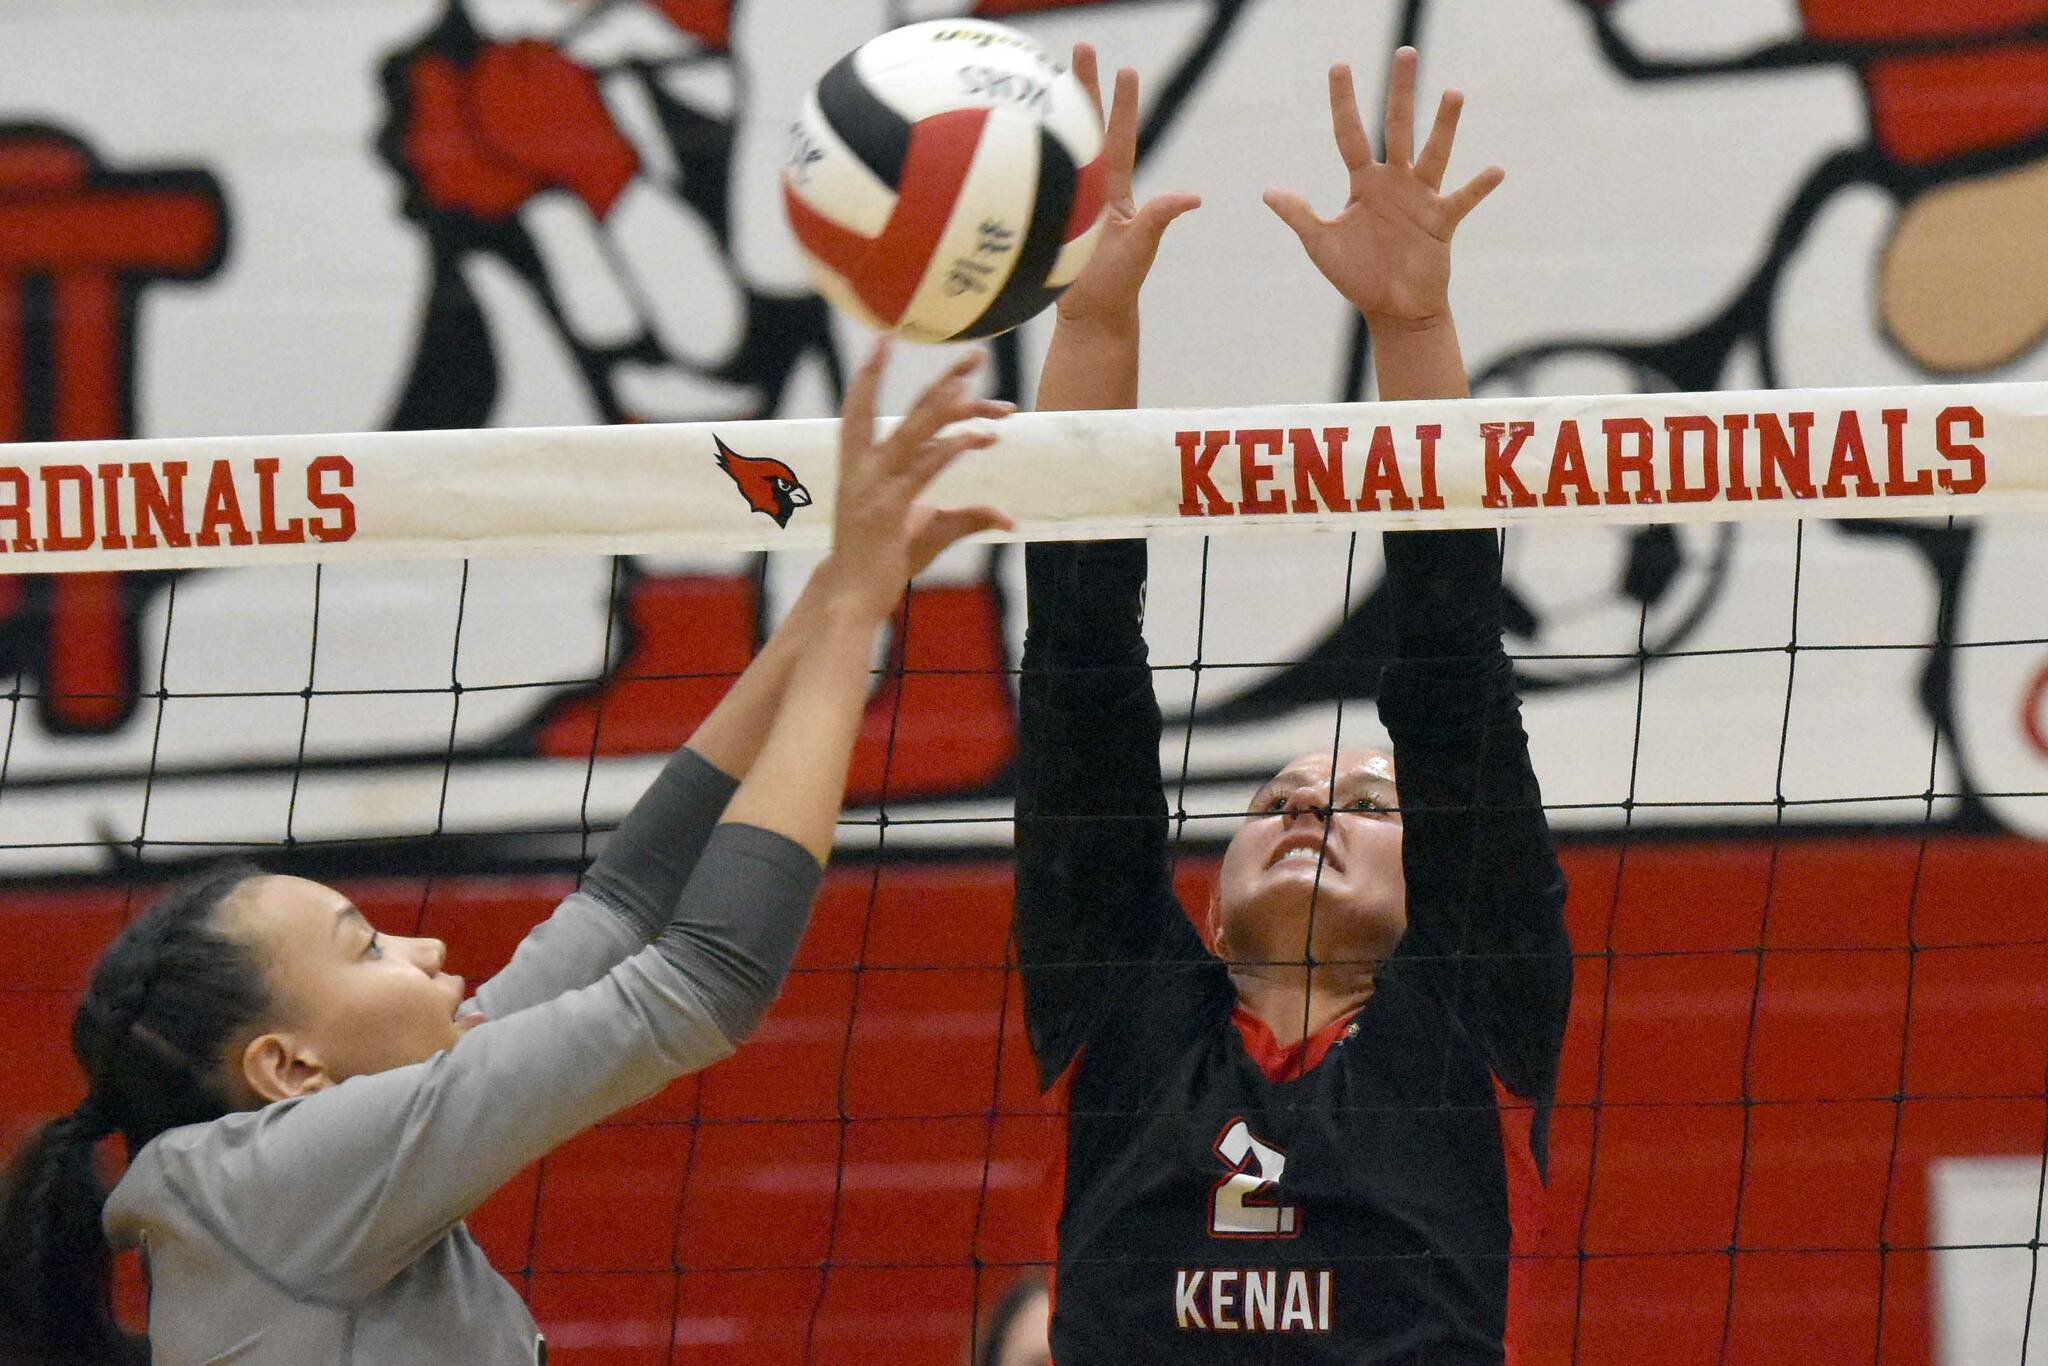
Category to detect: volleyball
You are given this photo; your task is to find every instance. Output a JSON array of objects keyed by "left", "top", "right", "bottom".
[{"left": 781, "top": 19, "right": 1107, "bottom": 343}]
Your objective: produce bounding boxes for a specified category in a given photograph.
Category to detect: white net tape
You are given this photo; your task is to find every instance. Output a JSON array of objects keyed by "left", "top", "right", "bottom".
[{"left": 1, "top": 382, "right": 2040, "bottom": 571}]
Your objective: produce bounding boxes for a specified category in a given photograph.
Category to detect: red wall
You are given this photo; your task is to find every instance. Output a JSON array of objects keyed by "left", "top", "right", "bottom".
[{"left": 4, "top": 832, "right": 2045, "bottom": 1364}]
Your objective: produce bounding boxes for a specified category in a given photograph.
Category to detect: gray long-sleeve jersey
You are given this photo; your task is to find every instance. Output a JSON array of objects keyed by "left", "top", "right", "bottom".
[{"left": 102, "top": 749, "right": 822, "bottom": 1365}]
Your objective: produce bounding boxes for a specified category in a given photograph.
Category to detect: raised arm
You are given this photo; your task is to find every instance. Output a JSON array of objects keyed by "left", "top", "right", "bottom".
[
  {"left": 1379, "top": 531, "right": 1569, "bottom": 1110},
  {"left": 1018, "top": 539, "right": 1206, "bottom": 1089},
  {"left": 1013, "top": 47, "right": 1204, "bottom": 1090},
  {"left": 477, "top": 509, "right": 867, "bottom": 1020},
  {"left": 161, "top": 348, "right": 1013, "bottom": 1301},
  {"left": 592, "top": 559, "right": 852, "bottom": 911},
  {"left": 719, "top": 345, "right": 1012, "bottom": 857},
  {"left": 1031, "top": 47, "right": 1197, "bottom": 414},
  {"left": 1270, "top": 49, "right": 1567, "bottom": 1110},
  {"left": 1265, "top": 48, "right": 1502, "bottom": 405}
]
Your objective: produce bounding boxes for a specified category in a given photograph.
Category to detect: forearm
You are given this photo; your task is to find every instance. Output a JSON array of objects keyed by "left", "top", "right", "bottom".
[
  {"left": 1382, "top": 640, "right": 1561, "bottom": 966},
  {"left": 719, "top": 600, "right": 884, "bottom": 864},
  {"left": 1380, "top": 531, "right": 1556, "bottom": 949},
  {"left": 481, "top": 746, "right": 747, "bottom": 1018},
  {"left": 651, "top": 821, "right": 824, "bottom": 1043},
  {"left": 1368, "top": 312, "right": 1473, "bottom": 404},
  {"left": 1017, "top": 538, "right": 1199, "bottom": 1083},
  {"left": 579, "top": 566, "right": 836, "bottom": 943},
  {"left": 1381, "top": 526, "right": 1502, "bottom": 666},
  {"left": 1383, "top": 666, "right": 1568, "bottom": 1103},
  {"left": 1368, "top": 313, "right": 1488, "bottom": 677},
  {"left": 1380, "top": 532, "right": 1567, "bottom": 1055},
  {"left": 1018, "top": 542, "right": 1167, "bottom": 823},
  {"left": 1036, "top": 315, "right": 1139, "bottom": 413},
  {"left": 1026, "top": 301, "right": 1149, "bottom": 675},
  {"left": 578, "top": 747, "right": 739, "bottom": 944},
  {"left": 1014, "top": 640, "right": 1174, "bottom": 920},
  {"left": 685, "top": 564, "right": 834, "bottom": 777},
  {"left": 1022, "top": 537, "right": 1154, "bottom": 709}
]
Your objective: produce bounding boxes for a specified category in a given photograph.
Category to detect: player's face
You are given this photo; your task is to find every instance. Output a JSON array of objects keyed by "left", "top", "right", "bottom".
[
  {"left": 1213, "top": 749, "right": 1406, "bottom": 972},
  {"left": 231, "top": 876, "right": 473, "bottom": 1091}
]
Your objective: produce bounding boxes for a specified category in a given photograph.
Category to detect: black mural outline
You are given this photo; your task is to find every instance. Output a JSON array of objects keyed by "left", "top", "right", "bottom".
[
  {"left": 379, "top": 0, "right": 1256, "bottom": 427},
  {"left": 1202, "top": 0, "right": 1742, "bottom": 721},
  {"left": 1446, "top": 0, "right": 2048, "bottom": 832},
  {"left": 1183, "top": 0, "right": 2047, "bottom": 822},
  {"left": 376, "top": 1, "right": 842, "bottom": 432}
]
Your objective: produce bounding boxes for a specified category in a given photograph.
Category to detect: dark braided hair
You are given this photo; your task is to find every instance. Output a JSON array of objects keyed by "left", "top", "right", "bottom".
[{"left": 0, "top": 861, "right": 270, "bottom": 1366}]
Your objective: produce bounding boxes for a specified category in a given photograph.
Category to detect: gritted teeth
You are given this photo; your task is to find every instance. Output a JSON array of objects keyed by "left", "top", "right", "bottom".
[{"left": 1269, "top": 835, "right": 1340, "bottom": 874}]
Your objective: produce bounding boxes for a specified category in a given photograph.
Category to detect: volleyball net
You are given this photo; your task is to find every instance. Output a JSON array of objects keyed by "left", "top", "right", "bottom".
[{"left": 5, "top": 382, "right": 2048, "bottom": 1362}]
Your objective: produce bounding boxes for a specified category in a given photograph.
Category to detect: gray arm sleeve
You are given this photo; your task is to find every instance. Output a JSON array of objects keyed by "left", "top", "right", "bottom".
[
  {"left": 642, "top": 822, "right": 823, "bottom": 1043},
  {"left": 472, "top": 746, "right": 740, "bottom": 1020},
  {"left": 583, "top": 746, "right": 740, "bottom": 940},
  {"left": 160, "top": 823, "right": 822, "bottom": 1304}
]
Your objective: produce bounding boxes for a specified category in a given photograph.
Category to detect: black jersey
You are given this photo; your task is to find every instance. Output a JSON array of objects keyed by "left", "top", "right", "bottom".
[{"left": 1014, "top": 534, "right": 1571, "bottom": 1365}]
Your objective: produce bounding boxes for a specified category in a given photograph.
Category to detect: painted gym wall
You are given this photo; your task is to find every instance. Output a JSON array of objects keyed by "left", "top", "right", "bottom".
[{"left": 4, "top": 1, "right": 2048, "bottom": 1362}]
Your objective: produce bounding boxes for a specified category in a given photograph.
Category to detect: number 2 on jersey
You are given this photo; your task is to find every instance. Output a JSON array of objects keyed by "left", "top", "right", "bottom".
[{"left": 1209, "top": 1118, "right": 1301, "bottom": 1238}]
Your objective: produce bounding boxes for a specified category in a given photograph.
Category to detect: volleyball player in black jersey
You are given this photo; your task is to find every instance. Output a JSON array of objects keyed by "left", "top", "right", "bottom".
[{"left": 1016, "top": 46, "right": 1571, "bottom": 1363}]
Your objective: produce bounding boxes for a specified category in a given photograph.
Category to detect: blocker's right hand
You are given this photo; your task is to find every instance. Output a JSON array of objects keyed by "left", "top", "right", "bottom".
[
  {"left": 827, "top": 341, "right": 1015, "bottom": 620},
  {"left": 1263, "top": 48, "right": 1503, "bottom": 330}
]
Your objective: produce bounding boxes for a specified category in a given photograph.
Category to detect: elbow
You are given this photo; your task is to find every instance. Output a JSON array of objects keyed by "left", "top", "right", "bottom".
[
  {"left": 711, "top": 986, "right": 776, "bottom": 1047},
  {"left": 578, "top": 871, "right": 664, "bottom": 943},
  {"left": 655, "top": 930, "right": 786, "bottom": 1052},
  {"left": 690, "top": 960, "right": 782, "bottom": 1049}
]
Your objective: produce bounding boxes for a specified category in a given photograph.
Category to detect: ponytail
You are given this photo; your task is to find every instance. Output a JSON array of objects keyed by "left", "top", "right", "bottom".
[
  {"left": 0, "top": 860, "right": 269, "bottom": 1366},
  {"left": 0, "top": 1111, "right": 139, "bottom": 1365}
]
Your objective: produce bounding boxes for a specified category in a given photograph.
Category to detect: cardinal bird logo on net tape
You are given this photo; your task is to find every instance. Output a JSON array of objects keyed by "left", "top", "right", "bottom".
[{"left": 713, "top": 435, "right": 813, "bottom": 528}]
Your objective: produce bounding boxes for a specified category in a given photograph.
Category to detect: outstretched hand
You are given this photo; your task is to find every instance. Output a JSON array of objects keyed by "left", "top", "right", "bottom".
[
  {"left": 828, "top": 342, "right": 1014, "bottom": 619},
  {"left": 1265, "top": 47, "right": 1502, "bottom": 329},
  {"left": 1050, "top": 43, "right": 1200, "bottom": 332}
]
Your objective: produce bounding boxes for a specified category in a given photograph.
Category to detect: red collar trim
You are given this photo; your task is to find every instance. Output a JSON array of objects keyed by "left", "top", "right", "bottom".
[{"left": 1230, "top": 1003, "right": 1362, "bottom": 1083}]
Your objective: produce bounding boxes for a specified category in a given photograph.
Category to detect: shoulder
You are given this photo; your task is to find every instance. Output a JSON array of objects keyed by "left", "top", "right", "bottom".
[
  {"left": 1351, "top": 964, "right": 1497, "bottom": 1080},
  {"left": 1371, "top": 954, "right": 1458, "bottom": 1015},
  {"left": 163, "top": 1096, "right": 313, "bottom": 1152},
  {"left": 102, "top": 1106, "right": 287, "bottom": 1243},
  {"left": 130, "top": 1099, "right": 324, "bottom": 1198}
]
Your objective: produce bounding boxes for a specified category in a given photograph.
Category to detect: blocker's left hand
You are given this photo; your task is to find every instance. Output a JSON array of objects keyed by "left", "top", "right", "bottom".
[
  {"left": 1265, "top": 47, "right": 1502, "bottom": 330},
  {"left": 1049, "top": 43, "right": 1201, "bottom": 333}
]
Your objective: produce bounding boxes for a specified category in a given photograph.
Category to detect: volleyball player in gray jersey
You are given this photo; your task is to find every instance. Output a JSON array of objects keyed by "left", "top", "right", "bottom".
[{"left": 0, "top": 344, "right": 1012, "bottom": 1366}]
